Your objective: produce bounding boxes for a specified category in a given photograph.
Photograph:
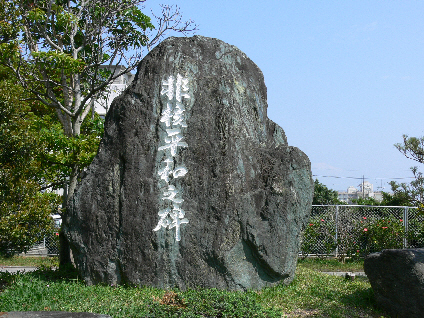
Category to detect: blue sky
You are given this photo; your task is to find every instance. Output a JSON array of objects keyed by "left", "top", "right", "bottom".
[{"left": 146, "top": 0, "right": 424, "bottom": 191}]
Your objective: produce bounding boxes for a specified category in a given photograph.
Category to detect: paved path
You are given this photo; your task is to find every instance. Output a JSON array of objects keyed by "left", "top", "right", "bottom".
[{"left": 0, "top": 266, "right": 38, "bottom": 274}]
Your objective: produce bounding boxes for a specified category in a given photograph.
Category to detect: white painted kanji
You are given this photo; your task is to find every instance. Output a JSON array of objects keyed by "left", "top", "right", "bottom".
[
  {"left": 176, "top": 74, "right": 190, "bottom": 102},
  {"left": 160, "top": 102, "right": 173, "bottom": 127},
  {"left": 158, "top": 128, "right": 188, "bottom": 157},
  {"left": 168, "top": 204, "right": 189, "bottom": 241},
  {"left": 161, "top": 185, "right": 184, "bottom": 204},
  {"left": 153, "top": 204, "right": 189, "bottom": 242},
  {"left": 154, "top": 73, "right": 191, "bottom": 242},
  {"left": 161, "top": 75, "right": 175, "bottom": 101},
  {"left": 153, "top": 208, "right": 172, "bottom": 231},
  {"left": 173, "top": 102, "right": 187, "bottom": 127},
  {"left": 158, "top": 158, "right": 173, "bottom": 183},
  {"left": 158, "top": 159, "right": 188, "bottom": 183}
]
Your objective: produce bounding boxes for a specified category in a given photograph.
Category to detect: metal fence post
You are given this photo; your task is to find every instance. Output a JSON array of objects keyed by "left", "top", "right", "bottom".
[
  {"left": 335, "top": 205, "right": 339, "bottom": 257},
  {"left": 403, "top": 207, "right": 409, "bottom": 248}
]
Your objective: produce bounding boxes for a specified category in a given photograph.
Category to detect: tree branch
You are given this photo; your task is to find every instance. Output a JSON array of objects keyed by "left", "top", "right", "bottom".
[{"left": 147, "top": 5, "right": 198, "bottom": 51}]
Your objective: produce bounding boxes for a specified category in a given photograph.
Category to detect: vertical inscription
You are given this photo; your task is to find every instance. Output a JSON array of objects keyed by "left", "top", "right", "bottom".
[{"left": 153, "top": 74, "right": 190, "bottom": 241}]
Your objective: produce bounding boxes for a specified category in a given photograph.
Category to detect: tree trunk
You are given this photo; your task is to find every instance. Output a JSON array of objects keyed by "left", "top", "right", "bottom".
[
  {"left": 59, "top": 166, "right": 78, "bottom": 268},
  {"left": 59, "top": 230, "right": 73, "bottom": 267}
]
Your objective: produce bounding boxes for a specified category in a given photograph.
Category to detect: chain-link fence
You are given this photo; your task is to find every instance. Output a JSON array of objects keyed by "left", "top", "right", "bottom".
[
  {"left": 24, "top": 231, "right": 60, "bottom": 256},
  {"left": 301, "top": 205, "right": 424, "bottom": 257},
  {"left": 42, "top": 231, "right": 60, "bottom": 255},
  {"left": 26, "top": 205, "right": 423, "bottom": 257}
]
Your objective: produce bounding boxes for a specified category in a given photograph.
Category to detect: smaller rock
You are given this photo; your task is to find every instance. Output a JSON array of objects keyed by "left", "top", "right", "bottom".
[
  {"left": 364, "top": 248, "right": 424, "bottom": 318},
  {"left": 0, "top": 312, "right": 112, "bottom": 318}
]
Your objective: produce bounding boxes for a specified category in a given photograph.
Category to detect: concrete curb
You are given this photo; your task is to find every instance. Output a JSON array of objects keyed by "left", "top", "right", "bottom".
[
  {"left": 320, "top": 271, "right": 367, "bottom": 277},
  {"left": 0, "top": 266, "right": 38, "bottom": 274}
]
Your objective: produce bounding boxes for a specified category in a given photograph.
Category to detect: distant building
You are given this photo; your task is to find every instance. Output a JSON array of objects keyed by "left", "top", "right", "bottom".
[
  {"left": 93, "top": 65, "right": 135, "bottom": 117},
  {"left": 338, "top": 181, "right": 383, "bottom": 204}
]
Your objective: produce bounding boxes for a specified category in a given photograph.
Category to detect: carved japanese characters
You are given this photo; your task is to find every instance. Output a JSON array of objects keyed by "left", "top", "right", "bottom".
[{"left": 154, "top": 74, "right": 190, "bottom": 241}]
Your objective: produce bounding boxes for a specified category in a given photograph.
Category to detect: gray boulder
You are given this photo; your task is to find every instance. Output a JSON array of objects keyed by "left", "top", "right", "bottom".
[
  {"left": 364, "top": 248, "right": 424, "bottom": 318},
  {"left": 65, "top": 35, "right": 313, "bottom": 290}
]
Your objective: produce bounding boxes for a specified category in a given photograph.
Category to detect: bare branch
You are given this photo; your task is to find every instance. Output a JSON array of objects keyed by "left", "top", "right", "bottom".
[
  {"left": 4, "top": 59, "right": 75, "bottom": 117},
  {"left": 39, "top": 0, "right": 63, "bottom": 52},
  {"left": 147, "top": 5, "right": 198, "bottom": 51}
]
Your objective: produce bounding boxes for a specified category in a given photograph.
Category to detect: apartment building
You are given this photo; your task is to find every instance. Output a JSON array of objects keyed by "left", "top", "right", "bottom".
[
  {"left": 338, "top": 181, "right": 383, "bottom": 204},
  {"left": 93, "top": 65, "right": 135, "bottom": 117}
]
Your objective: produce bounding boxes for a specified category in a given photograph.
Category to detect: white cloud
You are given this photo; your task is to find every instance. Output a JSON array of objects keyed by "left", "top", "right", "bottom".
[{"left": 312, "top": 162, "right": 343, "bottom": 172}]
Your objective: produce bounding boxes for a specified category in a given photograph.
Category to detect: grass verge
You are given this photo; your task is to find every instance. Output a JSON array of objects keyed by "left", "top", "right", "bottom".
[
  {"left": 297, "top": 257, "right": 364, "bottom": 272},
  {"left": 0, "top": 256, "right": 58, "bottom": 267},
  {"left": 0, "top": 261, "right": 385, "bottom": 318}
]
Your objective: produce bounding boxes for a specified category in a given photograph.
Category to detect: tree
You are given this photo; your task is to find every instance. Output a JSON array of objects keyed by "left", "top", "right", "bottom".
[
  {"left": 312, "top": 179, "right": 342, "bottom": 205},
  {"left": 351, "top": 197, "right": 381, "bottom": 206},
  {"left": 0, "top": 65, "right": 61, "bottom": 256},
  {"left": 391, "top": 135, "right": 424, "bottom": 209},
  {"left": 0, "top": 0, "right": 197, "bottom": 264},
  {"left": 395, "top": 135, "right": 424, "bottom": 164},
  {"left": 0, "top": 0, "right": 155, "bottom": 197},
  {"left": 380, "top": 190, "right": 414, "bottom": 207},
  {"left": 0, "top": 62, "right": 104, "bottom": 257}
]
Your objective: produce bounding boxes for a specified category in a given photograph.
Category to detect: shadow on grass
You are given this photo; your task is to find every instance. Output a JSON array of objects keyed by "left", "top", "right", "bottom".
[
  {"left": 0, "top": 263, "right": 79, "bottom": 293},
  {"left": 28, "top": 263, "right": 80, "bottom": 282},
  {"left": 339, "top": 286, "right": 386, "bottom": 317}
]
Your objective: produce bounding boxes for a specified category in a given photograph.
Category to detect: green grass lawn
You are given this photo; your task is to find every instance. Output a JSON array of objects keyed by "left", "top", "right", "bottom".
[
  {"left": 0, "top": 257, "right": 386, "bottom": 318},
  {"left": 0, "top": 255, "right": 58, "bottom": 267}
]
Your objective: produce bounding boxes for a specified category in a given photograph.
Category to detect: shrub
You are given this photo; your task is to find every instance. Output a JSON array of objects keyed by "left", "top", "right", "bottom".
[
  {"left": 345, "top": 216, "right": 405, "bottom": 258},
  {"left": 301, "top": 208, "right": 423, "bottom": 258},
  {"left": 301, "top": 216, "right": 336, "bottom": 255}
]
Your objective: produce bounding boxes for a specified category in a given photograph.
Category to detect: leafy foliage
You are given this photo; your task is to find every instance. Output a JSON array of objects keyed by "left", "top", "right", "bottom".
[
  {"left": 391, "top": 135, "right": 424, "bottom": 211},
  {"left": 380, "top": 190, "right": 413, "bottom": 207},
  {"left": 0, "top": 0, "right": 196, "bottom": 139},
  {"left": 302, "top": 216, "right": 337, "bottom": 255},
  {"left": 0, "top": 0, "right": 153, "bottom": 136},
  {"left": 302, "top": 214, "right": 407, "bottom": 258},
  {"left": 347, "top": 216, "right": 405, "bottom": 259},
  {"left": 0, "top": 65, "right": 61, "bottom": 256},
  {"left": 0, "top": 51, "right": 105, "bottom": 256},
  {"left": 351, "top": 197, "right": 382, "bottom": 206},
  {"left": 395, "top": 135, "right": 424, "bottom": 163},
  {"left": 313, "top": 179, "right": 342, "bottom": 205}
]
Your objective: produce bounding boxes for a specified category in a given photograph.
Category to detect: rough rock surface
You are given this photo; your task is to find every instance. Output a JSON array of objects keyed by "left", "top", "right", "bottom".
[
  {"left": 364, "top": 248, "right": 424, "bottom": 318},
  {"left": 65, "top": 35, "right": 313, "bottom": 290}
]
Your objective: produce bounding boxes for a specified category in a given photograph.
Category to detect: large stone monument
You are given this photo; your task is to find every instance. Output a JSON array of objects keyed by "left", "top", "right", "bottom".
[{"left": 65, "top": 35, "right": 313, "bottom": 290}]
